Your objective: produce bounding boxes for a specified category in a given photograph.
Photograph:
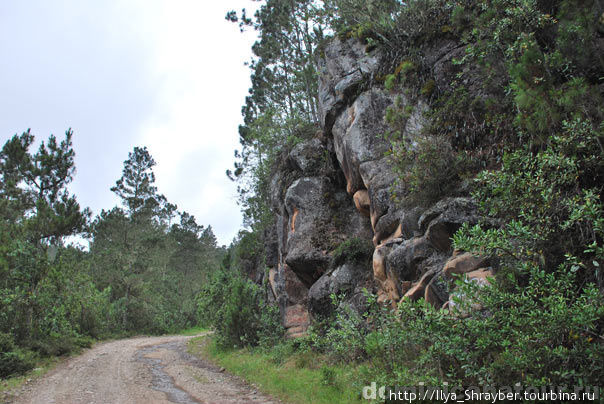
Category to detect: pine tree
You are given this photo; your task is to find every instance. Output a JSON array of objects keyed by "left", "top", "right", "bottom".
[
  {"left": 226, "top": 0, "right": 328, "bottom": 230},
  {"left": 0, "top": 129, "right": 89, "bottom": 244},
  {"left": 0, "top": 129, "right": 90, "bottom": 342},
  {"left": 111, "top": 146, "right": 168, "bottom": 221}
]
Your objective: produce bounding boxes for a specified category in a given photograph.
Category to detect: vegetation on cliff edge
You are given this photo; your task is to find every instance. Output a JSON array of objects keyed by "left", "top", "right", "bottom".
[{"left": 216, "top": 0, "right": 604, "bottom": 395}]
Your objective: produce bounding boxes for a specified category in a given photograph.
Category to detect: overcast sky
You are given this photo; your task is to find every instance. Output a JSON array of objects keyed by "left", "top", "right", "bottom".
[{"left": 0, "top": 0, "right": 260, "bottom": 246}]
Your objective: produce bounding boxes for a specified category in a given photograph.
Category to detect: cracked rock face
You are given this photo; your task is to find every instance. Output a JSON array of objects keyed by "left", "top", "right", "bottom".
[
  {"left": 284, "top": 177, "right": 333, "bottom": 285},
  {"left": 273, "top": 263, "right": 310, "bottom": 338},
  {"left": 289, "top": 138, "right": 326, "bottom": 174},
  {"left": 282, "top": 176, "right": 372, "bottom": 286},
  {"left": 261, "top": 39, "right": 494, "bottom": 335},
  {"left": 419, "top": 197, "right": 482, "bottom": 252},
  {"left": 317, "top": 37, "right": 382, "bottom": 132},
  {"left": 268, "top": 138, "right": 373, "bottom": 335},
  {"left": 329, "top": 84, "right": 429, "bottom": 247},
  {"left": 331, "top": 88, "right": 394, "bottom": 195},
  {"left": 314, "top": 39, "right": 490, "bottom": 312},
  {"left": 309, "top": 262, "right": 372, "bottom": 316}
]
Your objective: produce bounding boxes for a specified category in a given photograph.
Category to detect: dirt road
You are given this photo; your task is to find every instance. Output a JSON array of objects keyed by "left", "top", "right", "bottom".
[{"left": 7, "top": 334, "right": 279, "bottom": 404}]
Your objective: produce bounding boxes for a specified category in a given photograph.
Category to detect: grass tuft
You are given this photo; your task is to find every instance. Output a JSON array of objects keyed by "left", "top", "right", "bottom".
[{"left": 187, "top": 335, "right": 368, "bottom": 404}]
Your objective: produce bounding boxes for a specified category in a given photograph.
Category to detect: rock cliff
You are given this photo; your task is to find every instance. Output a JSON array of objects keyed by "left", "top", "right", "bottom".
[{"left": 262, "top": 37, "right": 494, "bottom": 336}]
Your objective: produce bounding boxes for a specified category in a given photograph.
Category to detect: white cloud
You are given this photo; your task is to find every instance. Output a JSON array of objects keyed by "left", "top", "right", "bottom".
[
  {"left": 0, "top": 0, "right": 260, "bottom": 245},
  {"left": 129, "top": 0, "right": 258, "bottom": 245}
]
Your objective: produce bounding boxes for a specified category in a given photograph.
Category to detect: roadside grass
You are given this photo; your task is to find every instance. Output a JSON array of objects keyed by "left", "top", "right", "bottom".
[
  {"left": 188, "top": 335, "right": 368, "bottom": 404},
  {"left": 177, "top": 326, "right": 208, "bottom": 336},
  {"left": 0, "top": 356, "right": 61, "bottom": 398},
  {"left": 1, "top": 336, "right": 104, "bottom": 401}
]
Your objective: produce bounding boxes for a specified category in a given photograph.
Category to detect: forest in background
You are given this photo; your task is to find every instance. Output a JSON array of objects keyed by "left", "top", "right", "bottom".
[{"left": 0, "top": 130, "right": 224, "bottom": 377}]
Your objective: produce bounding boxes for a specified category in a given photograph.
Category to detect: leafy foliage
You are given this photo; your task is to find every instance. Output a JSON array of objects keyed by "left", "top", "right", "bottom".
[
  {"left": 454, "top": 118, "right": 604, "bottom": 285},
  {"left": 288, "top": 273, "right": 604, "bottom": 388},
  {"left": 222, "top": 0, "right": 604, "bottom": 391},
  {"left": 330, "top": 238, "right": 374, "bottom": 268},
  {"left": 1, "top": 132, "right": 223, "bottom": 378},
  {"left": 196, "top": 268, "right": 283, "bottom": 349},
  {"left": 0, "top": 332, "right": 36, "bottom": 378},
  {"left": 391, "top": 270, "right": 604, "bottom": 387}
]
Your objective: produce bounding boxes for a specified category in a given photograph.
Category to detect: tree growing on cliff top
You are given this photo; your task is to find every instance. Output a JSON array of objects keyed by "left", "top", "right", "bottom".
[{"left": 226, "top": 0, "right": 328, "bottom": 231}]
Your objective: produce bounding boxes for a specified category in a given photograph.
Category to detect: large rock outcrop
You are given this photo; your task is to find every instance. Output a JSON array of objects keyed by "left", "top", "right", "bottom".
[
  {"left": 262, "top": 37, "right": 491, "bottom": 335},
  {"left": 265, "top": 132, "right": 373, "bottom": 336}
]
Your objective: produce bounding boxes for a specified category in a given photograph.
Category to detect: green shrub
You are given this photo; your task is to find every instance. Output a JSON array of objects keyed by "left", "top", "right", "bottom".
[
  {"left": 196, "top": 268, "right": 283, "bottom": 348},
  {"left": 330, "top": 238, "right": 374, "bottom": 268},
  {"left": 323, "top": 306, "right": 367, "bottom": 363},
  {"left": 307, "top": 294, "right": 372, "bottom": 363},
  {"left": 455, "top": 118, "right": 604, "bottom": 272},
  {"left": 312, "top": 272, "right": 604, "bottom": 388},
  {"left": 29, "top": 335, "right": 77, "bottom": 357},
  {"left": 0, "top": 332, "right": 36, "bottom": 378},
  {"left": 508, "top": 36, "right": 602, "bottom": 142},
  {"left": 392, "top": 132, "right": 466, "bottom": 207},
  {"left": 438, "top": 114, "right": 604, "bottom": 386},
  {"left": 276, "top": 269, "right": 603, "bottom": 388},
  {"left": 390, "top": 265, "right": 604, "bottom": 387},
  {"left": 420, "top": 79, "right": 435, "bottom": 97},
  {"left": 257, "top": 304, "right": 284, "bottom": 348},
  {"left": 0, "top": 349, "right": 37, "bottom": 378},
  {"left": 384, "top": 74, "right": 397, "bottom": 91},
  {"left": 73, "top": 335, "right": 94, "bottom": 349},
  {"left": 0, "top": 332, "right": 14, "bottom": 354},
  {"left": 320, "top": 365, "right": 338, "bottom": 387},
  {"left": 261, "top": 339, "right": 299, "bottom": 365}
]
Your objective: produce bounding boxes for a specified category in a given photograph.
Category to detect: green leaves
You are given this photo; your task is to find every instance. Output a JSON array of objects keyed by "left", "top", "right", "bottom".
[
  {"left": 446, "top": 96, "right": 604, "bottom": 386},
  {"left": 330, "top": 238, "right": 374, "bottom": 268},
  {"left": 0, "top": 129, "right": 89, "bottom": 244},
  {"left": 111, "top": 146, "right": 169, "bottom": 221},
  {"left": 196, "top": 268, "right": 283, "bottom": 348}
]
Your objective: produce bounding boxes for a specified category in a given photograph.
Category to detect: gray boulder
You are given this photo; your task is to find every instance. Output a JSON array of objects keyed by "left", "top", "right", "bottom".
[
  {"left": 289, "top": 138, "right": 327, "bottom": 174},
  {"left": 418, "top": 197, "right": 481, "bottom": 252},
  {"left": 386, "top": 236, "right": 445, "bottom": 281},
  {"left": 283, "top": 176, "right": 372, "bottom": 286},
  {"left": 331, "top": 88, "right": 394, "bottom": 195},
  {"left": 309, "top": 262, "right": 371, "bottom": 315},
  {"left": 317, "top": 37, "right": 382, "bottom": 132}
]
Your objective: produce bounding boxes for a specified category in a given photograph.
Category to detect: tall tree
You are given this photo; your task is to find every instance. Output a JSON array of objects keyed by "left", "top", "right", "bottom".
[
  {"left": 91, "top": 146, "right": 168, "bottom": 329},
  {"left": 111, "top": 146, "right": 169, "bottom": 222},
  {"left": 227, "top": 0, "right": 328, "bottom": 230},
  {"left": 0, "top": 129, "right": 89, "bottom": 244},
  {"left": 90, "top": 147, "right": 222, "bottom": 332},
  {"left": 0, "top": 129, "right": 90, "bottom": 342}
]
